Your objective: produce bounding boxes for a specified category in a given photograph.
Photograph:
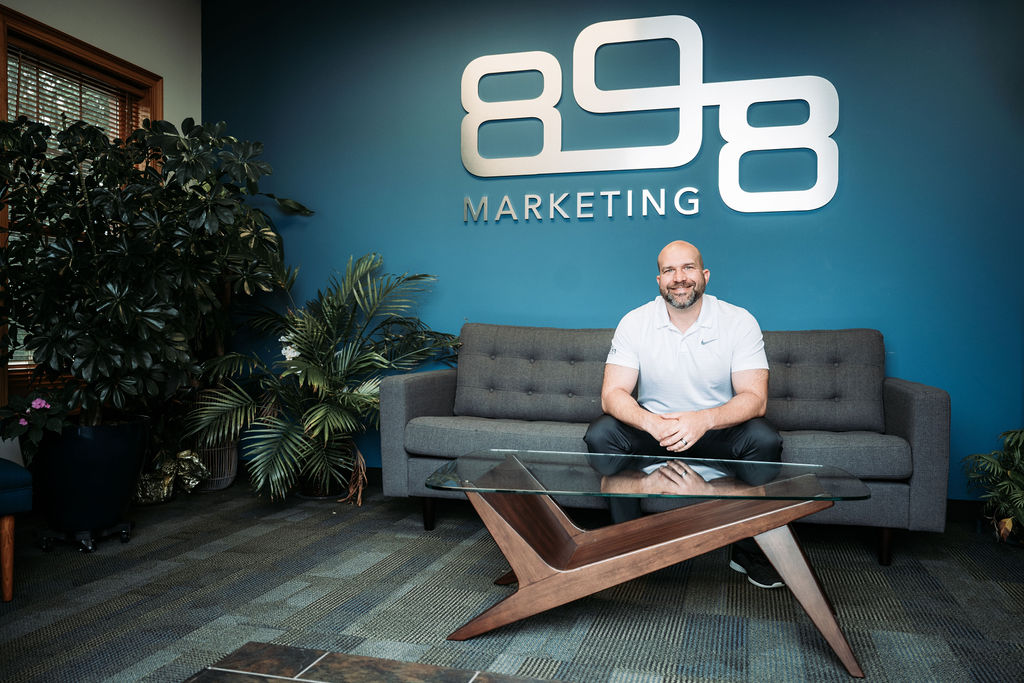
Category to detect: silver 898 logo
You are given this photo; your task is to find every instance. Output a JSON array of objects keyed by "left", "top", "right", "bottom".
[{"left": 461, "top": 16, "right": 839, "bottom": 213}]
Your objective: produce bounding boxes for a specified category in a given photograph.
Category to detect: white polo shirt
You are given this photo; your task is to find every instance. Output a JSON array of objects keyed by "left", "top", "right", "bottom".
[{"left": 606, "top": 294, "right": 768, "bottom": 414}]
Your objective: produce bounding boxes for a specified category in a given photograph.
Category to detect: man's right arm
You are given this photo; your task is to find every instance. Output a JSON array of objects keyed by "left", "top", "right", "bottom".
[
  {"left": 601, "top": 363, "right": 662, "bottom": 436},
  {"left": 598, "top": 371, "right": 717, "bottom": 495}
]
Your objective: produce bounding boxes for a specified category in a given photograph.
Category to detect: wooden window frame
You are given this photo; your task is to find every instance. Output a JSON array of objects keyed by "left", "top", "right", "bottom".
[{"left": 0, "top": 4, "right": 164, "bottom": 404}]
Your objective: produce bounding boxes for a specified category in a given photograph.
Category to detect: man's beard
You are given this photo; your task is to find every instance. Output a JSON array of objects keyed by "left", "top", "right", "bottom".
[{"left": 661, "top": 281, "right": 704, "bottom": 310}]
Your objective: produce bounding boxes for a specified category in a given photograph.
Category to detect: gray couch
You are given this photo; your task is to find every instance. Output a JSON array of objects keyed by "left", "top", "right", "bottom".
[{"left": 381, "top": 323, "right": 950, "bottom": 564}]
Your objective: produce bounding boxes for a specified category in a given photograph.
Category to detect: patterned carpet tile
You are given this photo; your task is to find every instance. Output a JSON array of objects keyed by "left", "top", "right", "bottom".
[{"left": 1, "top": 482, "right": 1023, "bottom": 682}]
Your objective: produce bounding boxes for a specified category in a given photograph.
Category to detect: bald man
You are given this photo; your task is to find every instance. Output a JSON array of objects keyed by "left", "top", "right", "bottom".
[{"left": 585, "top": 240, "right": 784, "bottom": 588}]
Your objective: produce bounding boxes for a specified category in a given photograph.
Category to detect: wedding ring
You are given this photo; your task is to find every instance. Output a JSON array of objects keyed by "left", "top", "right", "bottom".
[{"left": 682, "top": 439, "right": 688, "bottom": 446}]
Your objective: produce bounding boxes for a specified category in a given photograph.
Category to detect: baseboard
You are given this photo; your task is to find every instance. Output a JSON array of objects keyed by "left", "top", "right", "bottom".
[
  {"left": 946, "top": 498, "right": 985, "bottom": 523},
  {"left": 366, "top": 467, "right": 383, "bottom": 488}
]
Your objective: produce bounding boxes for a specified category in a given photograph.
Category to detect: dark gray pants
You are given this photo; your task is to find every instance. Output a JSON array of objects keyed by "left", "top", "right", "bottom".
[{"left": 584, "top": 414, "right": 782, "bottom": 523}]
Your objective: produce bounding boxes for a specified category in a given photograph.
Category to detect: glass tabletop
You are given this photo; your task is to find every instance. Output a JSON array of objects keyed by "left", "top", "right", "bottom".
[{"left": 425, "top": 449, "right": 870, "bottom": 501}]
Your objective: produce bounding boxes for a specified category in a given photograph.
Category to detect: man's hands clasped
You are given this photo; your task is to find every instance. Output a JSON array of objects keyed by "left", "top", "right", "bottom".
[{"left": 644, "top": 411, "right": 713, "bottom": 452}]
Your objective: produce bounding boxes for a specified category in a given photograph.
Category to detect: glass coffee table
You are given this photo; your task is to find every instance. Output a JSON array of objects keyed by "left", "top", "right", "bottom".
[{"left": 426, "top": 449, "right": 869, "bottom": 678}]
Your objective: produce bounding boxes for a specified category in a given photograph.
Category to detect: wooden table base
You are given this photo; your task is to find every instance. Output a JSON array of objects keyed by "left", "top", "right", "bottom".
[{"left": 448, "top": 488, "right": 864, "bottom": 678}]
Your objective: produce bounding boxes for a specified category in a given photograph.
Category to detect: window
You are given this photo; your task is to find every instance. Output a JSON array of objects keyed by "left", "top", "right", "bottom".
[
  {"left": 7, "top": 43, "right": 148, "bottom": 142},
  {"left": 1, "top": 5, "right": 163, "bottom": 403}
]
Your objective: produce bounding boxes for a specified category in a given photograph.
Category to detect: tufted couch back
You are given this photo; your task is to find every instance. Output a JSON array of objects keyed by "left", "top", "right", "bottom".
[
  {"left": 763, "top": 329, "right": 885, "bottom": 432},
  {"left": 452, "top": 323, "right": 886, "bottom": 433},
  {"left": 453, "top": 323, "right": 612, "bottom": 422}
]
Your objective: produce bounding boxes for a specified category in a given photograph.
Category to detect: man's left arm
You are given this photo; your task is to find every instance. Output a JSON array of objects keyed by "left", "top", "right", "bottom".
[{"left": 658, "top": 368, "right": 769, "bottom": 452}]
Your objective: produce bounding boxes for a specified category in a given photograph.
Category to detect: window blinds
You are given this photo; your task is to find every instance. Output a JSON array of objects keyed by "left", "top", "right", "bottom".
[{"left": 6, "top": 43, "right": 145, "bottom": 141}]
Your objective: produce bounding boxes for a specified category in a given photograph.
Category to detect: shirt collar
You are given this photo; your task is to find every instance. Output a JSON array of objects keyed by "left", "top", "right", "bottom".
[
  {"left": 697, "top": 294, "right": 719, "bottom": 342},
  {"left": 655, "top": 293, "right": 720, "bottom": 341}
]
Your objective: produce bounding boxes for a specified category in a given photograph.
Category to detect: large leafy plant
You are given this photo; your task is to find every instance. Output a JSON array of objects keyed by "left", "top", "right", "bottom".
[
  {"left": 187, "top": 253, "right": 459, "bottom": 502},
  {"left": 0, "top": 117, "right": 310, "bottom": 428},
  {"left": 964, "top": 429, "right": 1024, "bottom": 542}
]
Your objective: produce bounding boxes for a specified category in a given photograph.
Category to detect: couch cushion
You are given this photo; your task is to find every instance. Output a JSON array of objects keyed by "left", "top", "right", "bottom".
[
  {"left": 780, "top": 430, "right": 912, "bottom": 480},
  {"left": 406, "top": 415, "right": 589, "bottom": 456},
  {"left": 764, "top": 329, "right": 885, "bottom": 432},
  {"left": 407, "top": 421, "right": 910, "bottom": 483},
  {"left": 453, "top": 323, "right": 612, "bottom": 422}
]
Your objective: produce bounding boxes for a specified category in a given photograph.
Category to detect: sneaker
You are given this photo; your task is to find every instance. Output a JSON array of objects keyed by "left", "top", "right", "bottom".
[{"left": 729, "top": 544, "right": 785, "bottom": 589}]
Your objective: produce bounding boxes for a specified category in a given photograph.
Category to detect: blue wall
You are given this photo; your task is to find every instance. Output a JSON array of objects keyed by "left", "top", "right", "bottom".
[{"left": 203, "top": 0, "right": 1023, "bottom": 499}]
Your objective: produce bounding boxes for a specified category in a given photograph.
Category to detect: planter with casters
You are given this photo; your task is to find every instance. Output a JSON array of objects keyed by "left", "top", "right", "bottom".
[{"left": 34, "top": 420, "right": 149, "bottom": 552}]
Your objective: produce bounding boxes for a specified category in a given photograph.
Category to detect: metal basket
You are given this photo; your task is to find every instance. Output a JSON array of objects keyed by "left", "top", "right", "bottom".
[{"left": 196, "top": 442, "right": 238, "bottom": 491}]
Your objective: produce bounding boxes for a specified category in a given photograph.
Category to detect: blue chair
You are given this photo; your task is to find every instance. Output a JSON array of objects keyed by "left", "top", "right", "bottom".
[{"left": 0, "top": 456, "right": 32, "bottom": 601}]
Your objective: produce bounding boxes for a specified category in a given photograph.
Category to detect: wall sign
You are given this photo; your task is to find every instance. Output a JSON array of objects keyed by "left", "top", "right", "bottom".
[{"left": 461, "top": 15, "right": 839, "bottom": 216}]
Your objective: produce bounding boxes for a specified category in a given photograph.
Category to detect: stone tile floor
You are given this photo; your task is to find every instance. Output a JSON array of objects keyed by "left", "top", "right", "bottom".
[{"left": 184, "top": 641, "right": 560, "bottom": 682}]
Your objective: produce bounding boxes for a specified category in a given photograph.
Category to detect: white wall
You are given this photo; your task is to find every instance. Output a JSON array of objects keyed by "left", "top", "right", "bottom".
[{"left": 4, "top": 0, "right": 201, "bottom": 126}]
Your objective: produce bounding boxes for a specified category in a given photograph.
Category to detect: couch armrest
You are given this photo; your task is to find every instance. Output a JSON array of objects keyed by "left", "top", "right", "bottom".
[
  {"left": 883, "top": 377, "right": 951, "bottom": 532},
  {"left": 380, "top": 368, "right": 458, "bottom": 497}
]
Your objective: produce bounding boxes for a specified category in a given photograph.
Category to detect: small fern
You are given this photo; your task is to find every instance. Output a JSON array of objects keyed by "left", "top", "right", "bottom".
[{"left": 964, "top": 429, "right": 1024, "bottom": 542}]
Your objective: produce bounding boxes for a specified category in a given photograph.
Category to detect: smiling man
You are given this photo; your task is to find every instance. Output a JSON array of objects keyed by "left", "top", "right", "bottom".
[{"left": 584, "top": 240, "right": 785, "bottom": 588}]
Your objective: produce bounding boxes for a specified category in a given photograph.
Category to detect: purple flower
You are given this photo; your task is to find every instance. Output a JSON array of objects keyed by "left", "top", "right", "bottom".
[
  {"left": 31, "top": 398, "right": 50, "bottom": 410},
  {"left": 18, "top": 418, "right": 28, "bottom": 426}
]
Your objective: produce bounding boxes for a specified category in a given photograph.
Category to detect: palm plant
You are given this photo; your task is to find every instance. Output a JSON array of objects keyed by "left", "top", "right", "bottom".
[
  {"left": 187, "top": 253, "right": 459, "bottom": 502},
  {"left": 964, "top": 429, "right": 1024, "bottom": 543}
]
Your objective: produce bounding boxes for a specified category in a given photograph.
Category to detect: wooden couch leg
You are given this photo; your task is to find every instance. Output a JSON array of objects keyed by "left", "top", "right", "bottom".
[
  {"left": 878, "top": 527, "right": 893, "bottom": 566},
  {"left": 422, "top": 498, "right": 436, "bottom": 531},
  {"left": 2, "top": 514, "right": 14, "bottom": 602}
]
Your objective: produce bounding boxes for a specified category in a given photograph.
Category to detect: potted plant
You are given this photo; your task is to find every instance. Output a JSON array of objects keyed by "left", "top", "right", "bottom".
[
  {"left": 187, "top": 253, "right": 459, "bottom": 503},
  {"left": 0, "top": 117, "right": 310, "bottom": 548},
  {"left": 0, "top": 388, "right": 69, "bottom": 462},
  {"left": 964, "top": 429, "right": 1024, "bottom": 544}
]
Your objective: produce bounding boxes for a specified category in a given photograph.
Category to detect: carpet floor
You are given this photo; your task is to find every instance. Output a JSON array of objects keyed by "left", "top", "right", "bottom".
[{"left": 1, "top": 474, "right": 1022, "bottom": 682}]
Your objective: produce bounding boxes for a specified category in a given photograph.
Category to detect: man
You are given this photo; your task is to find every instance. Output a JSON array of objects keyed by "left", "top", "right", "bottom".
[{"left": 584, "top": 240, "right": 784, "bottom": 589}]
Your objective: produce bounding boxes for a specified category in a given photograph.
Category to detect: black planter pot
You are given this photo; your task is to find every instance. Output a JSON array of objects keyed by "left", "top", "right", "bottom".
[
  {"left": 295, "top": 474, "right": 347, "bottom": 500},
  {"left": 33, "top": 419, "right": 149, "bottom": 552}
]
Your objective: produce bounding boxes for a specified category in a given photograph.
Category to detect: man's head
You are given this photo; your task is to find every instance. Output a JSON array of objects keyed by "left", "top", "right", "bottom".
[{"left": 656, "top": 240, "right": 710, "bottom": 311}]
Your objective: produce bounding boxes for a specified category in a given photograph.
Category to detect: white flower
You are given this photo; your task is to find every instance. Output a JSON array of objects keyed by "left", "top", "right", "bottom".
[{"left": 282, "top": 345, "right": 300, "bottom": 361}]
